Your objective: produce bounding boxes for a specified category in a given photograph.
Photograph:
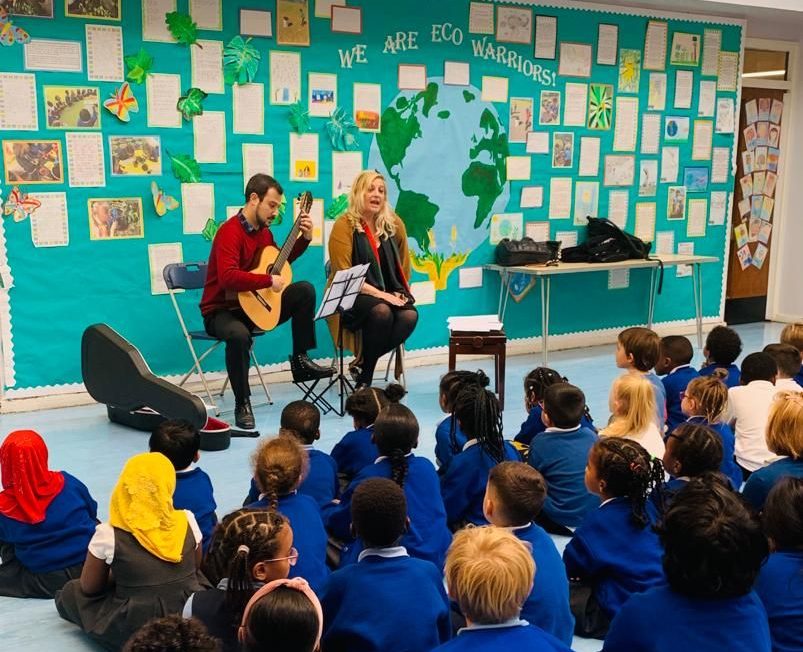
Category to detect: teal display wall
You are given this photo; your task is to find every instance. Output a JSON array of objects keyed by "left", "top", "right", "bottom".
[{"left": 0, "top": 0, "right": 743, "bottom": 392}]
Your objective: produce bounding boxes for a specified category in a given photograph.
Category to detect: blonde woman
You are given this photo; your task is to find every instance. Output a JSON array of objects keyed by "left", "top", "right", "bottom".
[
  {"left": 601, "top": 374, "right": 665, "bottom": 459},
  {"left": 327, "top": 171, "right": 417, "bottom": 387}
]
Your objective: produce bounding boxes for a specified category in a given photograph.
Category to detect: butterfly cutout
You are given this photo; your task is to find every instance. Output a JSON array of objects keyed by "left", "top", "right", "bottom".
[
  {"left": 104, "top": 82, "right": 139, "bottom": 122},
  {"left": 151, "top": 181, "right": 179, "bottom": 217},
  {"left": 3, "top": 186, "right": 41, "bottom": 222},
  {"left": 0, "top": 8, "right": 30, "bottom": 47}
]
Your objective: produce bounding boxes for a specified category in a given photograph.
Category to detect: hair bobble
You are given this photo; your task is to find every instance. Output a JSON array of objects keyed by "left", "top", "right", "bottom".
[
  {"left": 629, "top": 461, "right": 643, "bottom": 473},
  {"left": 237, "top": 544, "right": 250, "bottom": 555}
]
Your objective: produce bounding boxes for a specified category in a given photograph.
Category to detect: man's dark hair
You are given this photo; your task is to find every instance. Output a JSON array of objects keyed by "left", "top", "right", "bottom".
[
  {"left": 763, "top": 343, "right": 802, "bottom": 379},
  {"left": 351, "top": 478, "right": 407, "bottom": 548},
  {"left": 705, "top": 326, "right": 743, "bottom": 366},
  {"left": 149, "top": 419, "right": 200, "bottom": 470},
  {"left": 740, "top": 352, "right": 778, "bottom": 384},
  {"left": 244, "top": 174, "right": 284, "bottom": 202},
  {"left": 542, "top": 383, "right": 586, "bottom": 429},
  {"left": 660, "top": 335, "right": 694, "bottom": 366},
  {"left": 280, "top": 401, "right": 321, "bottom": 445}
]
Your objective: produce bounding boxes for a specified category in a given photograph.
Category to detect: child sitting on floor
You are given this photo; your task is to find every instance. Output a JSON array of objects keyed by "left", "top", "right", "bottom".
[
  {"left": 432, "top": 527, "right": 571, "bottom": 652},
  {"left": 699, "top": 325, "right": 742, "bottom": 387},
  {"left": 320, "top": 478, "right": 450, "bottom": 652},
  {"left": 483, "top": 462, "right": 574, "bottom": 645},
  {"left": 764, "top": 343, "right": 803, "bottom": 392},
  {"left": 0, "top": 430, "right": 98, "bottom": 599},
  {"left": 435, "top": 369, "right": 487, "bottom": 473},
  {"left": 149, "top": 419, "right": 218, "bottom": 555},
  {"left": 655, "top": 335, "right": 699, "bottom": 434},
  {"left": 123, "top": 615, "right": 219, "bottom": 652},
  {"left": 602, "top": 374, "right": 665, "bottom": 459},
  {"left": 563, "top": 438, "right": 665, "bottom": 638},
  {"left": 615, "top": 327, "right": 666, "bottom": 427},
  {"left": 780, "top": 322, "right": 803, "bottom": 386}
]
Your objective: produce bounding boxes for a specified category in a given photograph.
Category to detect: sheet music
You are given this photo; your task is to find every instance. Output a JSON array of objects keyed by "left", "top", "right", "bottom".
[{"left": 315, "top": 264, "right": 370, "bottom": 320}]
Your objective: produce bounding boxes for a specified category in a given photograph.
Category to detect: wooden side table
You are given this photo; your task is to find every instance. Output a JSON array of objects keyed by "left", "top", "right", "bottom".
[{"left": 447, "top": 330, "right": 507, "bottom": 410}]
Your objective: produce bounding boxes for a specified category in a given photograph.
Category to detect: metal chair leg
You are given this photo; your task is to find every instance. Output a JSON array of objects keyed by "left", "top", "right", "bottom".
[{"left": 250, "top": 349, "right": 273, "bottom": 405}]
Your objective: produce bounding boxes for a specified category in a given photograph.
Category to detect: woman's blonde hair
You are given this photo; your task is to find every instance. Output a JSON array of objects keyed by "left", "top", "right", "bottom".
[
  {"left": 602, "top": 374, "right": 656, "bottom": 439},
  {"left": 765, "top": 391, "right": 803, "bottom": 459},
  {"left": 684, "top": 369, "right": 729, "bottom": 423},
  {"left": 344, "top": 170, "right": 397, "bottom": 238},
  {"left": 251, "top": 435, "right": 309, "bottom": 510},
  {"left": 444, "top": 526, "right": 534, "bottom": 624}
]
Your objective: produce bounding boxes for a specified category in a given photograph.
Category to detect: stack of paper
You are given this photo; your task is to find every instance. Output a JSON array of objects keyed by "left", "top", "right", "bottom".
[{"left": 447, "top": 315, "right": 503, "bottom": 333}]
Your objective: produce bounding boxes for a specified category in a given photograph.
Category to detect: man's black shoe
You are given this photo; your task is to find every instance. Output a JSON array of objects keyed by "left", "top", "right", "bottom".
[
  {"left": 234, "top": 400, "right": 256, "bottom": 430},
  {"left": 290, "top": 353, "right": 334, "bottom": 382}
]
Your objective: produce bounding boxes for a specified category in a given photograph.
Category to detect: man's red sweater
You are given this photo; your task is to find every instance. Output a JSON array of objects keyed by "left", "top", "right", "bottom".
[{"left": 200, "top": 215, "right": 310, "bottom": 317}]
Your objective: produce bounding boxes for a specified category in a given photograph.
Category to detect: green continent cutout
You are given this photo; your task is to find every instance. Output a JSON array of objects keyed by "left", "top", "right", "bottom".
[
  {"left": 463, "top": 108, "right": 509, "bottom": 228},
  {"left": 463, "top": 90, "right": 475, "bottom": 103},
  {"left": 395, "top": 189, "right": 439, "bottom": 252}
]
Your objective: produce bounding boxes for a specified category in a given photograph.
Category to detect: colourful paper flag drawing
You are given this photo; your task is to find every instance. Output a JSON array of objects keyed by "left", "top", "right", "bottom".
[
  {"left": 0, "top": 8, "right": 30, "bottom": 46},
  {"left": 151, "top": 181, "right": 179, "bottom": 217},
  {"left": 3, "top": 186, "right": 41, "bottom": 222},
  {"left": 104, "top": 82, "right": 139, "bottom": 122}
]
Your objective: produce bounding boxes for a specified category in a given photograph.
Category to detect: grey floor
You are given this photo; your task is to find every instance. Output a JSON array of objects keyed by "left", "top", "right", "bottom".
[{"left": 0, "top": 321, "right": 785, "bottom": 651}]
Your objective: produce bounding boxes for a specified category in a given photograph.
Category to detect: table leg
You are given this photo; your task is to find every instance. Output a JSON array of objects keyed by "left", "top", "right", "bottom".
[
  {"left": 647, "top": 267, "right": 657, "bottom": 329},
  {"left": 540, "top": 276, "right": 551, "bottom": 366},
  {"left": 692, "top": 263, "right": 703, "bottom": 348},
  {"left": 499, "top": 270, "right": 512, "bottom": 323},
  {"left": 498, "top": 348, "right": 506, "bottom": 411}
]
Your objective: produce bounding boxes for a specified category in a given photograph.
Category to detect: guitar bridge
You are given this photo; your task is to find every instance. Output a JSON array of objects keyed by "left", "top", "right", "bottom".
[{"left": 250, "top": 290, "right": 272, "bottom": 311}]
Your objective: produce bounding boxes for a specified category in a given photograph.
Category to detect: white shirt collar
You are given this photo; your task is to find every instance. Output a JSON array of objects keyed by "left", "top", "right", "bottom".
[
  {"left": 302, "top": 444, "right": 315, "bottom": 450},
  {"left": 599, "top": 497, "right": 618, "bottom": 508},
  {"left": 176, "top": 463, "right": 196, "bottom": 474},
  {"left": 459, "top": 618, "right": 529, "bottom": 634},
  {"left": 669, "top": 364, "right": 691, "bottom": 374},
  {"left": 374, "top": 452, "right": 413, "bottom": 463},
  {"left": 357, "top": 546, "right": 408, "bottom": 562},
  {"left": 506, "top": 523, "right": 533, "bottom": 532},
  {"left": 463, "top": 439, "right": 479, "bottom": 451},
  {"left": 544, "top": 425, "right": 581, "bottom": 433}
]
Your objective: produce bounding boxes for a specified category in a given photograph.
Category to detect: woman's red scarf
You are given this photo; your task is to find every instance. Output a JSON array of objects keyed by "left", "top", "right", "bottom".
[{"left": 0, "top": 430, "right": 65, "bottom": 524}]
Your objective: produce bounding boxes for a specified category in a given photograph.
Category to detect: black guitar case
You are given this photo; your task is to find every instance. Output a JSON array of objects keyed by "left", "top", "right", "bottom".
[{"left": 81, "top": 323, "right": 233, "bottom": 451}]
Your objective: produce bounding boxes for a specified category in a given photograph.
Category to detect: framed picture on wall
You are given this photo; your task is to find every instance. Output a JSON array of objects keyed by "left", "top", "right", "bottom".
[
  {"left": 6, "top": 0, "right": 54, "bottom": 17},
  {"left": 109, "top": 136, "right": 162, "bottom": 176},
  {"left": 670, "top": 32, "right": 701, "bottom": 66},
  {"left": 44, "top": 86, "right": 100, "bottom": 130},
  {"left": 495, "top": 6, "right": 532, "bottom": 44},
  {"left": 276, "top": 0, "right": 310, "bottom": 46},
  {"left": 65, "top": 0, "right": 121, "bottom": 20},
  {"left": 88, "top": 197, "right": 144, "bottom": 240},
  {"left": 2, "top": 139, "right": 64, "bottom": 184}
]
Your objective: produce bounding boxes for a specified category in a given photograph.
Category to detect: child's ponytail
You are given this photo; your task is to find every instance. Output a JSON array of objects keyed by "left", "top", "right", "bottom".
[
  {"left": 374, "top": 403, "right": 419, "bottom": 487},
  {"left": 388, "top": 447, "right": 409, "bottom": 487},
  {"left": 444, "top": 370, "right": 490, "bottom": 454},
  {"left": 453, "top": 384, "right": 505, "bottom": 463},
  {"left": 251, "top": 435, "right": 307, "bottom": 512},
  {"left": 686, "top": 370, "right": 729, "bottom": 423}
]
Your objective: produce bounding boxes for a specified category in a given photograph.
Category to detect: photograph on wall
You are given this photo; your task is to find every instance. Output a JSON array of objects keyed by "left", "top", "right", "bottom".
[
  {"left": 65, "top": 0, "right": 121, "bottom": 20},
  {"left": 109, "top": 135, "right": 162, "bottom": 176},
  {"left": 276, "top": 0, "right": 310, "bottom": 46},
  {"left": 683, "top": 166, "right": 709, "bottom": 192},
  {"left": 664, "top": 116, "right": 690, "bottom": 142},
  {"left": 667, "top": 185, "right": 687, "bottom": 220},
  {"left": 587, "top": 83, "right": 613, "bottom": 130},
  {"left": 509, "top": 97, "right": 533, "bottom": 143},
  {"left": 353, "top": 82, "right": 381, "bottom": 132},
  {"left": 552, "top": 132, "right": 574, "bottom": 168},
  {"left": 44, "top": 86, "right": 100, "bottom": 129},
  {"left": 5, "top": 0, "right": 53, "bottom": 16},
  {"left": 670, "top": 32, "right": 700, "bottom": 66},
  {"left": 495, "top": 6, "right": 531, "bottom": 44},
  {"left": 539, "top": 90, "right": 560, "bottom": 125},
  {"left": 88, "top": 197, "right": 144, "bottom": 240},
  {"left": 2, "top": 140, "right": 63, "bottom": 184}
]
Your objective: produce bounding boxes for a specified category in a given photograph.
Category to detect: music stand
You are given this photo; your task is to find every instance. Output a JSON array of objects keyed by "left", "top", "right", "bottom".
[{"left": 314, "top": 263, "right": 370, "bottom": 416}]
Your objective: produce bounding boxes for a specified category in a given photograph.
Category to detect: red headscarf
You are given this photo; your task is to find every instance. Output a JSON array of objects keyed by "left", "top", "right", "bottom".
[{"left": 0, "top": 430, "right": 65, "bottom": 524}]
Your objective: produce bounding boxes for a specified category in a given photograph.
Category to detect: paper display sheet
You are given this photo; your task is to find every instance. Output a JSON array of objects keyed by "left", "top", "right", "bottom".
[
  {"left": 674, "top": 70, "right": 693, "bottom": 109},
  {"left": 559, "top": 43, "right": 592, "bottom": 78},
  {"left": 444, "top": 61, "right": 470, "bottom": 86},
  {"left": 520, "top": 186, "right": 543, "bottom": 208},
  {"left": 353, "top": 83, "right": 382, "bottom": 132},
  {"left": 149, "top": 243, "right": 184, "bottom": 295},
  {"left": 308, "top": 72, "right": 337, "bottom": 118},
  {"left": 597, "top": 24, "right": 618, "bottom": 66},
  {"left": 608, "top": 191, "right": 629, "bottom": 229},
  {"left": 29, "top": 192, "right": 69, "bottom": 248},
  {"left": 692, "top": 120, "right": 714, "bottom": 160},
  {"left": 290, "top": 133, "right": 320, "bottom": 182},
  {"left": 711, "top": 148, "right": 730, "bottom": 184},
  {"left": 644, "top": 21, "right": 667, "bottom": 70},
  {"left": 24, "top": 39, "right": 83, "bottom": 72},
  {"left": 563, "top": 83, "right": 588, "bottom": 127},
  {"left": 718, "top": 52, "right": 739, "bottom": 91},
  {"left": 233, "top": 83, "right": 265, "bottom": 134},
  {"left": 270, "top": 51, "right": 302, "bottom": 105},
  {"left": 613, "top": 97, "right": 638, "bottom": 151},
  {"left": 295, "top": 197, "right": 324, "bottom": 245},
  {"left": 709, "top": 191, "right": 728, "bottom": 226},
  {"left": 469, "top": 1, "right": 494, "bottom": 34},
  {"left": 490, "top": 213, "right": 523, "bottom": 244},
  {"left": 481, "top": 76, "right": 508, "bottom": 103},
  {"left": 86, "top": 25, "right": 124, "bottom": 83},
  {"left": 687, "top": 199, "right": 707, "bottom": 237},
  {"left": 635, "top": 203, "right": 656, "bottom": 242},
  {"left": 143, "top": 0, "right": 177, "bottom": 42},
  {"left": 641, "top": 113, "right": 661, "bottom": 154},
  {"left": 507, "top": 156, "right": 531, "bottom": 181},
  {"left": 656, "top": 231, "right": 675, "bottom": 255},
  {"left": 661, "top": 147, "right": 679, "bottom": 183},
  {"left": 66, "top": 132, "right": 105, "bottom": 187},
  {"left": 534, "top": 16, "right": 557, "bottom": 60},
  {"left": 190, "top": 0, "right": 222, "bottom": 30},
  {"left": 192, "top": 40, "right": 225, "bottom": 94},
  {"left": 0, "top": 73, "right": 38, "bottom": 131},
  {"left": 146, "top": 73, "right": 182, "bottom": 128},
  {"left": 526, "top": 131, "right": 549, "bottom": 154},
  {"left": 548, "top": 178, "right": 572, "bottom": 219},
  {"left": 398, "top": 65, "right": 427, "bottom": 91},
  {"left": 182, "top": 183, "right": 216, "bottom": 234},
  {"left": 240, "top": 9, "right": 272, "bottom": 37},
  {"left": 702, "top": 29, "right": 722, "bottom": 77},
  {"left": 242, "top": 143, "right": 274, "bottom": 188},
  {"left": 526, "top": 221, "right": 549, "bottom": 241},
  {"left": 578, "top": 137, "right": 600, "bottom": 177},
  {"left": 678, "top": 243, "right": 694, "bottom": 277},
  {"left": 459, "top": 267, "right": 483, "bottom": 289},
  {"left": 194, "top": 111, "right": 227, "bottom": 163},
  {"left": 608, "top": 268, "right": 630, "bottom": 290},
  {"left": 698, "top": 80, "right": 716, "bottom": 117},
  {"left": 332, "top": 151, "right": 362, "bottom": 197}
]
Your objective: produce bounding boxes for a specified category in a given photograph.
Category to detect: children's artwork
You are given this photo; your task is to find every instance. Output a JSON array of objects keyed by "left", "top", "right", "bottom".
[
  {"left": 744, "top": 99, "right": 758, "bottom": 125},
  {"left": 670, "top": 32, "right": 700, "bottom": 66},
  {"left": 125, "top": 48, "right": 154, "bottom": 84},
  {"left": 44, "top": 86, "right": 100, "bottom": 129},
  {"left": 587, "top": 83, "right": 613, "bottom": 130},
  {"left": 509, "top": 97, "right": 533, "bottom": 143},
  {"left": 667, "top": 186, "right": 687, "bottom": 220},
  {"left": 4, "top": 0, "right": 54, "bottom": 17},
  {"left": 552, "top": 132, "right": 574, "bottom": 168},
  {"left": 770, "top": 99, "right": 784, "bottom": 125},
  {"left": 738, "top": 174, "right": 753, "bottom": 200},
  {"left": 743, "top": 124, "right": 758, "bottom": 151},
  {"left": 539, "top": 90, "right": 560, "bottom": 125},
  {"left": 736, "top": 244, "right": 752, "bottom": 270},
  {"left": 103, "top": 82, "right": 139, "bottom": 122},
  {"left": 664, "top": 116, "right": 689, "bottom": 142},
  {"left": 353, "top": 83, "right": 381, "bottom": 132},
  {"left": 757, "top": 97, "right": 770, "bottom": 122},
  {"left": 66, "top": 0, "right": 120, "bottom": 19},
  {"left": 741, "top": 151, "right": 753, "bottom": 175},
  {"left": 325, "top": 106, "right": 359, "bottom": 150},
  {"left": 734, "top": 223, "right": 748, "bottom": 248},
  {"left": 269, "top": 50, "right": 301, "bottom": 105},
  {"left": 1, "top": 8, "right": 31, "bottom": 45},
  {"left": 559, "top": 43, "right": 592, "bottom": 78},
  {"left": 151, "top": 181, "right": 179, "bottom": 217},
  {"left": 683, "top": 166, "right": 709, "bottom": 192},
  {"left": 756, "top": 121, "right": 769, "bottom": 146},
  {"left": 618, "top": 49, "right": 641, "bottom": 93},
  {"left": 223, "top": 36, "right": 261, "bottom": 85},
  {"left": 110, "top": 136, "right": 162, "bottom": 176},
  {"left": 489, "top": 212, "right": 523, "bottom": 244},
  {"left": 88, "top": 198, "right": 144, "bottom": 239},
  {"left": 715, "top": 98, "right": 735, "bottom": 134},
  {"left": 165, "top": 11, "right": 200, "bottom": 47},
  {"left": 3, "top": 185, "right": 41, "bottom": 221},
  {"left": 752, "top": 243, "right": 768, "bottom": 270},
  {"left": 308, "top": 72, "right": 337, "bottom": 118},
  {"left": 750, "top": 217, "right": 762, "bottom": 242},
  {"left": 758, "top": 220, "right": 772, "bottom": 245},
  {"left": 753, "top": 147, "right": 768, "bottom": 171},
  {"left": 2, "top": 139, "right": 63, "bottom": 184},
  {"left": 495, "top": 6, "right": 531, "bottom": 44},
  {"left": 507, "top": 272, "right": 537, "bottom": 303},
  {"left": 647, "top": 73, "right": 666, "bottom": 111},
  {"left": 639, "top": 160, "right": 658, "bottom": 197},
  {"left": 604, "top": 155, "right": 635, "bottom": 187},
  {"left": 573, "top": 181, "right": 599, "bottom": 225},
  {"left": 767, "top": 148, "right": 779, "bottom": 173},
  {"left": 177, "top": 87, "right": 208, "bottom": 121},
  {"left": 768, "top": 124, "right": 780, "bottom": 148},
  {"left": 168, "top": 151, "right": 201, "bottom": 183},
  {"left": 276, "top": 0, "right": 310, "bottom": 47}
]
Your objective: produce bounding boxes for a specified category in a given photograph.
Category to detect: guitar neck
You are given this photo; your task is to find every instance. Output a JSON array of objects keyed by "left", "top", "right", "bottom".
[{"left": 271, "top": 220, "right": 302, "bottom": 275}]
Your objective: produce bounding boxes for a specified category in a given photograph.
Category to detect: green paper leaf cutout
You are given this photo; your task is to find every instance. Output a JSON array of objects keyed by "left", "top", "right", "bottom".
[
  {"left": 202, "top": 218, "right": 221, "bottom": 241},
  {"left": 273, "top": 194, "right": 287, "bottom": 226},
  {"left": 125, "top": 48, "right": 154, "bottom": 84},
  {"left": 325, "top": 106, "right": 360, "bottom": 151},
  {"left": 176, "top": 87, "right": 208, "bottom": 121},
  {"left": 223, "top": 36, "right": 261, "bottom": 85},
  {"left": 325, "top": 194, "right": 349, "bottom": 220},
  {"left": 288, "top": 101, "right": 310, "bottom": 134},
  {"left": 165, "top": 11, "right": 201, "bottom": 48},
  {"left": 167, "top": 151, "right": 202, "bottom": 183}
]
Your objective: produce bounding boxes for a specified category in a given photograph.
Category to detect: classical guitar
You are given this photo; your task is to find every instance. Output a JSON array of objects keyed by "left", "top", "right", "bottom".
[{"left": 238, "top": 191, "right": 312, "bottom": 331}]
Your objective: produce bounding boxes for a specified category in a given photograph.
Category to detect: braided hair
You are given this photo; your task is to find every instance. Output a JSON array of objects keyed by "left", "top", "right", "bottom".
[
  {"left": 345, "top": 383, "right": 405, "bottom": 428},
  {"left": 684, "top": 368, "right": 729, "bottom": 423},
  {"left": 251, "top": 435, "right": 308, "bottom": 511},
  {"left": 452, "top": 384, "right": 506, "bottom": 463},
  {"left": 524, "top": 367, "right": 594, "bottom": 424},
  {"left": 591, "top": 438, "right": 664, "bottom": 528},
  {"left": 665, "top": 423, "right": 723, "bottom": 477},
  {"left": 374, "top": 403, "right": 419, "bottom": 487},
  {"left": 440, "top": 370, "right": 490, "bottom": 454}
]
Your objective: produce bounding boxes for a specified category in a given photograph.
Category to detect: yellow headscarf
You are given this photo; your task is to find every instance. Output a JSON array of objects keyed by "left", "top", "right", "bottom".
[{"left": 109, "top": 452, "right": 188, "bottom": 563}]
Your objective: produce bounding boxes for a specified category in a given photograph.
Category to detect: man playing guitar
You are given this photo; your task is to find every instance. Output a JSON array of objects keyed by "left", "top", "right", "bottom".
[{"left": 200, "top": 174, "right": 331, "bottom": 429}]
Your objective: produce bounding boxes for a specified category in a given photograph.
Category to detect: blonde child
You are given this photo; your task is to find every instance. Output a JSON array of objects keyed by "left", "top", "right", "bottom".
[
  {"left": 602, "top": 374, "right": 665, "bottom": 459},
  {"left": 780, "top": 322, "right": 803, "bottom": 386}
]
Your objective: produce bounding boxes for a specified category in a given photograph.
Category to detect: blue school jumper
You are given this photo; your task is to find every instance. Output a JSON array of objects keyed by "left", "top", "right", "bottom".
[
  {"left": 331, "top": 426, "right": 377, "bottom": 481},
  {"left": 245, "top": 446, "right": 338, "bottom": 508},
  {"left": 699, "top": 362, "right": 741, "bottom": 388},
  {"left": 513, "top": 523, "right": 574, "bottom": 645},
  {"left": 246, "top": 492, "right": 329, "bottom": 591},
  {"left": 563, "top": 497, "right": 664, "bottom": 618},
  {"left": 320, "top": 547, "right": 450, "bottom": 652},
  {"left": 754, "top": 551, "right": 803, "bottom": 652},
  {"left": 644, "top": 372, "right": 668, "bottom": 427},
  {"left": 434, "top": 415, "right": 468, "bottom": 473},
  {"left": 174, "top": 467, "right": 217, "bottom": 555},
  {"left": 527, "top": 426, "right": 600, "bottom": 527},
  {"left": 742, "top": 457, "right": 803, "bottom": 511},
  {"left": 323, "top": 455, "right": 451, "bottom": 568},
  {"left": 432, "top": 620, "right": 572, "bottom": 652},
  {"left": 661, "top": 365, "right": 699, "bottom": 433},
  {"left": 603, "top": 585, "right": 771, "bottom": 652},
  {"left": 684, "top": 417, "right": 742, "bottom": 488},
  {"left": 514, "top": 405, "right": 596, "bottom": 446},
  {"left": 440, "top": 440, "right": 521, "bottom": 527},
  {"left": 646, "top": 477, "right": 687, "bottom": 522},
  {"left": 795, "top": 366, "right": 803, "bottom": 387},
  {"left": 0, "top": 472, "right": 97, "bottom": 573}
]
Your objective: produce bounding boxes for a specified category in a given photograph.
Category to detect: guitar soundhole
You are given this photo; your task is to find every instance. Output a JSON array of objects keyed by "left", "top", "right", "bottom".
[{"left": 266, "top": 263, "right": 274, "bottom": 275}]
